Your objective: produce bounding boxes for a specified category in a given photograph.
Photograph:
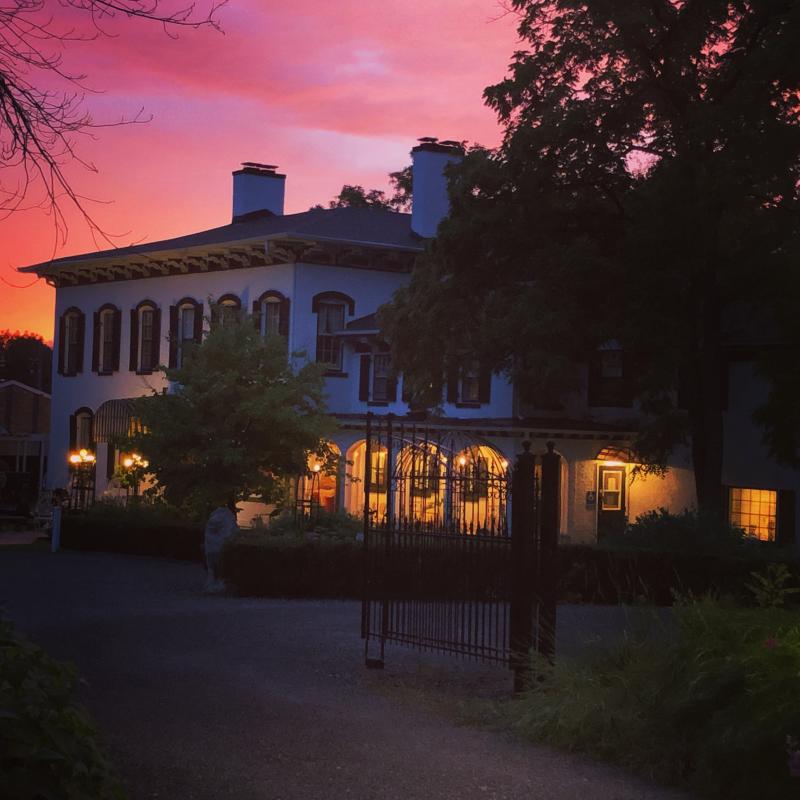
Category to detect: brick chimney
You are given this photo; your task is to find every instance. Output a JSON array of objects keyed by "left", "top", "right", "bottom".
[
  {"left": 410, "top": 138, "right": 465, "bottom": 238},
  {"left": 232, "top": 162, "right": 285, "bottom": 222}
]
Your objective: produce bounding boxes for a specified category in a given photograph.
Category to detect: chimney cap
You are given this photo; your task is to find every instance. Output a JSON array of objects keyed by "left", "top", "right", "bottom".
[{"left": 412, "top": 137, "right": 465, "bottom": 156}]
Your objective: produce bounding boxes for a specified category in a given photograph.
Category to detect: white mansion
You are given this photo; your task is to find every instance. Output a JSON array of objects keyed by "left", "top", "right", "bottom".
[{"left": 21, "top": 139, "right": 798, "bottom": 544}]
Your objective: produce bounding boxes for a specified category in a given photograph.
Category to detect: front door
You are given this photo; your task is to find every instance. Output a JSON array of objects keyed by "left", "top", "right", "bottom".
[{"left": 597, "top": 465, "right": 626, "bottom": 540}]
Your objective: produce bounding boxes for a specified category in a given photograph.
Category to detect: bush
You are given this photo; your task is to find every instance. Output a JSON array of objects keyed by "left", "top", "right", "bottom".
[
  {"left": 604, "top": 508, "right": 766, "bottom": 556},
  {"left": 62, "top": 499, "right": 204, "bottom": 561},
  {"left": 0, "top": 616, "right": 126, "bottom": 799},
  {"left": 262, "top": 509, "right": 362, "bottom": 540},
  {"left": 506, "top": 598, "right": 800, "bottom": 799},
  {"left": 219, "top": 528, "right": 362, "bottom": 598}
]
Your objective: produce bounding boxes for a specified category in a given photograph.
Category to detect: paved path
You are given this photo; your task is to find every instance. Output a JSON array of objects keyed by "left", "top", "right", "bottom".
[{"left": 0, "top": 551, "right": 688, "bottom": 800}]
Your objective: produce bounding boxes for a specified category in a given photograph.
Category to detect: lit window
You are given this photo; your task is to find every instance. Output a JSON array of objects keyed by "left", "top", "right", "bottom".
[
  {"left": 729, "top": 487, "right": 777, "bottom": 541},
  {"left": 316, "top": 302, "right": 345, "bottom": 370},
  {"left": 370, "top": 448, "right": 388, "bottom": 491}
]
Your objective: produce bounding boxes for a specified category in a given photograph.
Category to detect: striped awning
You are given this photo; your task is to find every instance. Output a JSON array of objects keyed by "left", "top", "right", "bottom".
[{"left": 94, "top": 398, "right": 139, "bottom": 442}]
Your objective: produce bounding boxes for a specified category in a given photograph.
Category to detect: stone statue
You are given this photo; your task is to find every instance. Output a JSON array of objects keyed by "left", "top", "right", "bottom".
[{"left": 204, "top": 506, "right": 237, "bottom": 592}]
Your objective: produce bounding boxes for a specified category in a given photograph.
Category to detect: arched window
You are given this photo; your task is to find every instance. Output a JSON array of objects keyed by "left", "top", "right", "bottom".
[
  {"left": 297, "top": 443, "right": 341, "bottom": 516},
  {"left": 69, "top": 407, "right": 95, "bottom": 452},
  {"left": 92, "top": 304, "right": 121, "bottom": 375},
  {"left": 312, "top": 292, "right": 354, "bottom": 372},
  {"left": 168, "top": 298, "right": 203, "bottom": 368},
  {"left": 130, "top": 301, "right": 161, "bottom": 374},
  {"left": 57, "top": 307, "right": 85, "bottom": 376},
  {"left": 252, "top": 290, "right": 289, "bottom": 338},
  {"left": 211, "top": 294, "right": 241, "bottom": 329},
  {"left": 452, "top": 445, "right": 509, "bottom": 535}
]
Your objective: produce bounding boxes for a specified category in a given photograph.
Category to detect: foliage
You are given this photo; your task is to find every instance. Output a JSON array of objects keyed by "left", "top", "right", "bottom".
[
  {"left": 380, "top": 0, "right": 800, "bottom": 510},
  {"left": 604, "top": 508, "right": 756, "bottom": 557},
  {"left": 0, "top": 615, "right": 126, "bottom": 799},
  {"left": 506, "top": 598, "right": 800, "bottom": 799},
  {"left": 0, "top": 330, "right": 52, "bottom": 392},
  {"left": 746, "top": 564, "right": 800, "bottom": 609},
  {"left": 127, "top": 314, "right": 336, "bottom": 516},
  {"left": 316, "top": 165, "right": 412, "bottom": 212},
  {"left": 84, "top": 496, "right": 196, "bottom": 527},
  {"left": 62, "top": 508, "right": 204, "bottom": 562},
  {"left": 1, "top": 1, "right": 224, "bottom": 242},
  {"left": 219, "top": 526, "right": 362, "bottom": 598},
  {"left": 261, "top": 509, "right": 362, "bottom": 539}
]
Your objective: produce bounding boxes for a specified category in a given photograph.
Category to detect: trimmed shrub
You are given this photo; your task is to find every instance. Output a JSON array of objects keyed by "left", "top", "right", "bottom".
[
  {"left": 506, "top": 598, "right": 800, "bottom": 799},
  {"left": 219, "top": 529, "right": 362, "bottom": 598},
  {"left": 0, "top": 616, "right": 126, "bottom": 799},
  {"left": 62, "top": 500, "right": 203, "bottom": 561}
]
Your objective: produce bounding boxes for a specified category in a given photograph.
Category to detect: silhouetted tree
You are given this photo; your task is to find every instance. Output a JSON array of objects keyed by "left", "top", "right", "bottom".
[
  {"left": 381, "top": 0, "right": 800, "bottom": 512},
  {"left": 0, "top": 331, "right": 52, "bottom": 392},
  {"left": 316, "top": 165, "right": 412, "bottom": 211}
]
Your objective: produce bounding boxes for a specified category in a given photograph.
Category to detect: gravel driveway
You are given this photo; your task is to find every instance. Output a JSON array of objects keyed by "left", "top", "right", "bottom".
[{"left": 0, "top": 550, "right": 688, "bottom": 800}]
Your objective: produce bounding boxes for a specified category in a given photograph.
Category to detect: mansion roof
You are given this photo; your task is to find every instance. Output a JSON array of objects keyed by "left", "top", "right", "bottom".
[{"left": 19, "top": 207, "right": 424, "bottom": 288}]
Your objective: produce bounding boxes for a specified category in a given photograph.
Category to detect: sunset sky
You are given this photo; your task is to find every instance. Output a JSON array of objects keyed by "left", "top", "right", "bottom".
[{"left": 0, "top": 0, "right": 519, "bottom": 343}]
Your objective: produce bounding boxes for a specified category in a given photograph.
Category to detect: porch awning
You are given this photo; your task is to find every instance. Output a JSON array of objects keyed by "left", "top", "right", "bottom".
[{"left": 94, "top": 398, "right": 139, "bottom": 442}]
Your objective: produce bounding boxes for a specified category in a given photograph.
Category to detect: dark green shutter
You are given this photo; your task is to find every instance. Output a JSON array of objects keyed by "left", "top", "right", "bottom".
[
  {"left": 193, "top": 301, "right": 203, "bottom": 343},
  {"left": 112, "top": 309, "right": 121, "bottom": 371},
  {"left": 359, "top": 355, "right": 371, "bottom": 402},
  {"left": 252, "top": 300, "right": 261, "bottom": 333},
  {"left": 68, "top": 414, "right": 77, "bottom": 451},
  {"left": 279, "top": 297, "right": 290, "bottom": 337},
  {"left": 778, "top": 490, "right": 796, "bottom": 547},
  {"left": 57, "top": 315, "right": 66, "bottom": 375},
  {"left": 168, "top": 305, "right": 179, "bottom": 368},
  {"left": 91, "top": 311, "right": 100, "bottom": 372},
  {"left": 129, "top": 309, "right": 139, "bottom": 371},
  {"left": 75, "top": 312, "right": 85, "bottom": 373},
  {"left": 478, "top": 365, "right": 491, "bottom": 404},
  {"left": 151, "top": 308, "right": 161, "bottom": 369}
]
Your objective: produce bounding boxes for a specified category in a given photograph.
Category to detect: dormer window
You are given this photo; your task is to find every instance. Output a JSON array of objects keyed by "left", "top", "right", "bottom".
[
  {"left": 312, "top": 292, "right": 354, "bottom": 374},
  {"left": 130, "top": 301, "right": 161, "bottom": 375},
  {"left": 252, "top": 290, "right": 290, "bottom": 339},
  {"left": 169, "top": 298, "right": 203, "bottom": 369},
  {"left": 92, "top": 304, "right": 121, "bottom": 375},
  {"left": 58, "top": 307, "right": 85, "bottom": 376}
]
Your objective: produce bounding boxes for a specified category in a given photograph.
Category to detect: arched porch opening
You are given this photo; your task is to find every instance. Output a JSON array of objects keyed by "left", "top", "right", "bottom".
[
  {"left": 451, "top": 444, "right": 509, "bottom": 535},
  {"left": 297, "top": 442, "right": 341, "bottom": 516},
  {"left": 345, "top": 440, "right": 388, "bottom": 523}
]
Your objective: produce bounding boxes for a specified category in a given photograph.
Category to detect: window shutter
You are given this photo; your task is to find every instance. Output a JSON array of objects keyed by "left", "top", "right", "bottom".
[
  {"left": 151, "top": 308, "right": 162, "bottom": 368},
  {"left": 279, "top": 297, "right": 290, "bottom": 337},
  {"left": 112, "top": 309, "right": 121, "bottom": 371},
  {"left": 387, "top": 371, "right": 398, "bottom": 403},
  {"left": 777, "top": 490, "right": 796, "bottom": 547},
  {"left": 168, "top": 305, "right": 179, "bottom": 368},
  {"left": 91, "top": 311, "right": 100, "bottom": 372},
  {"left": 57, "top": 315, "right": 66, "bottom": 375},
  {"left": 478, "top": 365, "right": 491, "bottom": 404},
  {"left": 75, "top": 312, "right": 85, "bottom": 373},
  {"left": 359, "top": 355, "right": 371, "bottom": 402},
  {"left": 193, "top": 301, "right": 203, "bottom": 343},
  {"left": 401, "top": 376, "right": 412, "bottom": 404},
  {"left": 210, "top": 303, "right": 220, "bottom": 329},
  {"left": 129, "top": 309, "right": 139, "bottom": 371},
  {"left": 106, "top": 443, "right": 116, "bottom": 480},
  {"left": 251, "top": 300, "right": 261, "bottom": 333},
  {"left": 68, "top": 414, "right": 77, "bottom": 451},
  {"left": 446, "top": 366, "right": 458, "bottom": 403}
]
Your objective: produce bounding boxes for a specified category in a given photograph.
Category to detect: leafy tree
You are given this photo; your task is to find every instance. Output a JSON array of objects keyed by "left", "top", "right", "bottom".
[
  {"left": 0, "top": 330, "right": 52, "bottom": 392},
  {"left": 315, "top": 165, "right": 412, "bottom": 211},
  {"left": 126, "top": 314, "right": 336, "bottom": 515},
  {"left": 381, "top": 0, "right": 800, "bottom": 512},
  {"left": 1, "top": 1, "right": 224, "bottom": 241}
]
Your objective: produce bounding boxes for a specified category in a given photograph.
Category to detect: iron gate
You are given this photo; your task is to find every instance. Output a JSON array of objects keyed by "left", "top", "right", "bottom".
[{"left": 361, "top": 414, "right": 561, "bottom": 686}]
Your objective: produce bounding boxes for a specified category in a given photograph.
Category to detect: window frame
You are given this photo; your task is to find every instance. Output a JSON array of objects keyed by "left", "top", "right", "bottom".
[
  {"left": 130, "top": 300, "right": 161, "bottom": 375},
  {"left": 312, "top": 292, "right": 354, "bottom": 375},
  {"left": 59, "top": 307, "right": 85, "bottom": 377},
  {"left": 728, "top": 486, "right": 778, "bottom": 542}
]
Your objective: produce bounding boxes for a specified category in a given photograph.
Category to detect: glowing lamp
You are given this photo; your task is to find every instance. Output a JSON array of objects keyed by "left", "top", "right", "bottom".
[
  {"left": 501, "top": 460, "right": 509, "bottom": 470},
  {"left": 69, "top": 453, "right": 81, "bottom": 464},
  {"left": 123, "top": 457, "right": 134, "bottom": 468},
  {"left": 458, "top": 456, "right": 467, "bottom": 466},
  {"left": 312, "top": 463, "right": 321, "bottom": 473}
]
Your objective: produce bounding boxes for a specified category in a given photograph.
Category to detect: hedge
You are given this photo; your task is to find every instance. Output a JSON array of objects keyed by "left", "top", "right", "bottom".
[{"left": 61, "top": 516, "right": 204, "bottom": 562}]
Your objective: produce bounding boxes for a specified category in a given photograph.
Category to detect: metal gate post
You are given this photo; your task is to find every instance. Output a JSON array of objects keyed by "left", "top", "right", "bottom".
[
  {"left": 510, "top": 441, "right": 536, "bottom": 692},
  {"left": 537, "top": 441, "right": 561, "bottom": 663}
]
